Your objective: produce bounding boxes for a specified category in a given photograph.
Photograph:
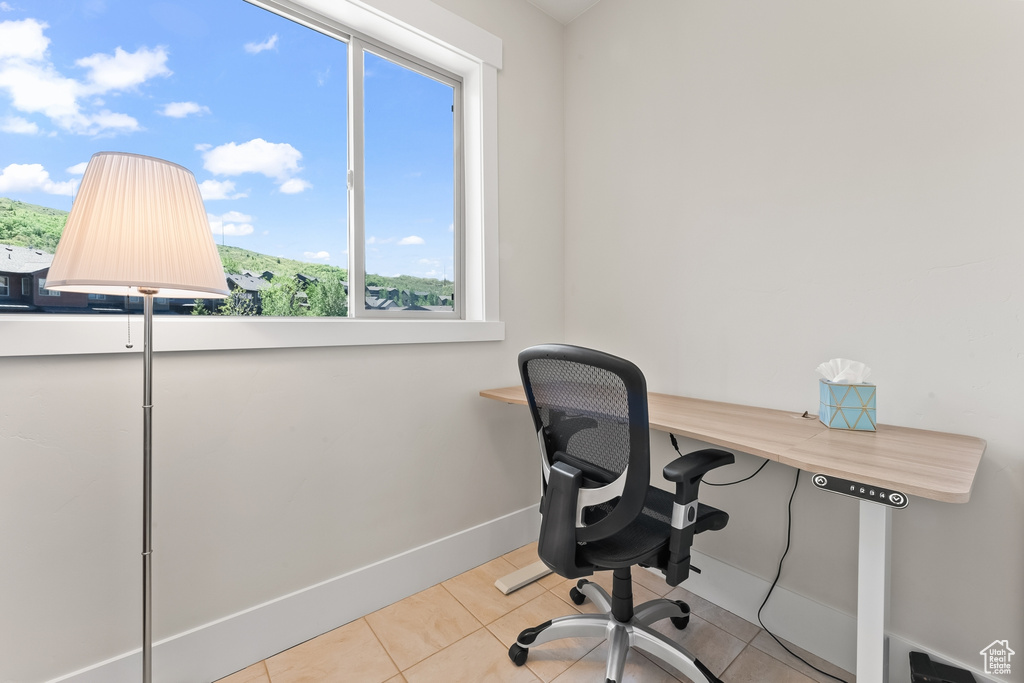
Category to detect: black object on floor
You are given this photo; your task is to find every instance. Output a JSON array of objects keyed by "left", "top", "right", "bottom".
[{"left": 909, "top": 651, "right": 977, "bottom": 683}]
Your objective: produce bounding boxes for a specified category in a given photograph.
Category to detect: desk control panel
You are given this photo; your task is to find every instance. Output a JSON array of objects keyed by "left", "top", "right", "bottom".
[{"left": 812, "top": 473, "right": 909, "bottom": 509}]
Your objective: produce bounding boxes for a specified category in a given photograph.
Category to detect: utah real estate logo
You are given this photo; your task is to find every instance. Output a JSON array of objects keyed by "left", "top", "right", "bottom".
[{"left": 980, "top": 640, "right": 1014, "bottom": 676}]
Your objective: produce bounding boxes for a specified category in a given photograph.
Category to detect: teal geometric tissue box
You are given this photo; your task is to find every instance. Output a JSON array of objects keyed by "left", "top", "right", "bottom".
[{"left": 819, "top": 380, "right": 876, "bottom": 431}]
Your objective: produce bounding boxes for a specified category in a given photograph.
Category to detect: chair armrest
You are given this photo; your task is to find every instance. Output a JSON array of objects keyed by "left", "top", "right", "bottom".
[
  {"left": 663, "top": 448, "right": 735, "bottom": 488},
  {"left": 661, "top": 448, "right": 734, "bottom": 586},
  {"left": 537, "top": 461, "right": 588, "bottom": 579}
]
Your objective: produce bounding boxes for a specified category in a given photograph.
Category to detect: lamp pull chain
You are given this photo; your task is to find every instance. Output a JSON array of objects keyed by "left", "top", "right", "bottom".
[{"left": 126, "top": 295, "right": 133, "bottom": 349}]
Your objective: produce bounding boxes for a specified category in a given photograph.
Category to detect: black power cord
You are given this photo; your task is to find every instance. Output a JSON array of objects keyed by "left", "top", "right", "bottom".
[
  {"left": 669, "top": 433, "right": 768, "bottom": 486},
  {"left": 757, "top": 470, "right": 849, "bottom": 683},
  {"left": 669, "top": 433, "right": 849, "bottom": 682}
]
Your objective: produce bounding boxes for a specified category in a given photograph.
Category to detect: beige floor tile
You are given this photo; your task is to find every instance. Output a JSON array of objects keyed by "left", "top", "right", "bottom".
[
  {"left": 665, "top": 586, "right": 760, "bottom": 643},
  {"left": 488, "top": 591, "right": 602, "bottom": 682},
  {"left": 537, "top": 571, "right": 566, "bottom": 590},
  {"left": 550, "top": 574, "right": 661, "bottom": 615},
  {"left": 385, "top": 676, "right": 407, "bottom": 683},
  {"left": 265, "top": 618, "right": 398, "bottom": 683},
  {"left": 366, "top": 584, "right": 482, "bottom": 670},
  {"left": 500, "top": 544, "right": 564, "bottom": 590},
  {"left": 647, "top": 613, "right": 747, "bottom": 678},
  {"left": 721, "top": 645, "right": 818, "bottom": 683},
  {"left": 632, "top": 566, "right": 676, "bottom": 597},
  {"left": 442, "top": 557, "right": 547, "bottom": 624},
  {"left": 748, "top": 630, "right": 854, "bottom": 683},
  {"left": 403, "top": 628, "right": 541, "bottom": 683},
  {"left": 216, "top": 661, "right": 270, "bottom": 683},
  {"left": 550, "top": 642, "right": 686, "bottom": 683},
  {"left": 503, "top": 542, "right": 541, "bottom": 568}
]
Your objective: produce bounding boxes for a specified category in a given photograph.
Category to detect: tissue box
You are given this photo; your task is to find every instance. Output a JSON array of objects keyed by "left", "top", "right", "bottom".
[{"left": 819, "top": 380, "right": 876, "bottom": 431}]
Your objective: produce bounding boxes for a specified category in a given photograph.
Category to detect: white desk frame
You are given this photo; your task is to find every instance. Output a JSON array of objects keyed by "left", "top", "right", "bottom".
[{"left": 481, "top": 386, "right": 986, "bottom": 683}]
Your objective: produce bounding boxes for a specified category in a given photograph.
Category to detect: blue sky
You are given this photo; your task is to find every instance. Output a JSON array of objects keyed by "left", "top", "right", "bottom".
[{"left": 0, "top": 0, "right": 455, "bottom": 280}]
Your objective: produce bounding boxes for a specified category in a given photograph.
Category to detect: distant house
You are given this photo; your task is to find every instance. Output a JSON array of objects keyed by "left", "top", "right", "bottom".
[
  {"left": 365, "top": 296, "right": 395, "bottom": 310},
  {"left": 366, "top": 285, "right": 383, "bottom": 298},
  {"left": 295, "top": 273, "right": 319, "bottom": 289},
  {"left": 0, "top": 244, "right": 91, "bottom": 312},
  {"left": 226, "top": 272, "right": 272, "bottom": 314}
]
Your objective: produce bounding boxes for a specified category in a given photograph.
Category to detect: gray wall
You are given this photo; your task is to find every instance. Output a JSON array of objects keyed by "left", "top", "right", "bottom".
[
  {"left": 564, "top": 0, "right": 1023, "bottom": 676},
  {"left": 0, "top": 1, "right": 564, "bottom": 680}
]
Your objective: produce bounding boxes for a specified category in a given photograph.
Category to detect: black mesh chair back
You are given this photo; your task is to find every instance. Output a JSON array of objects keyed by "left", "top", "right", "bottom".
[{"left": 520, "top": 345, "right": 652, "bottom": 551}]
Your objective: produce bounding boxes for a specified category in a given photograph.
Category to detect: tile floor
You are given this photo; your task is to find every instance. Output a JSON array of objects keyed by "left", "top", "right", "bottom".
[{"left": 217, "top": 543, "right": 855, "bottom": 683}]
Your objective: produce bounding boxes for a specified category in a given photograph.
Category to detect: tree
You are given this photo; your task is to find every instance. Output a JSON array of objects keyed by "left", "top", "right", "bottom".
[
  {"left": 307, "top": 278, "right": 348, "bottom": 317},
  {"left": 218, "top": 290, "right": 259, "bottom": 316},
  {"left": 259, "top": 279, "right": 308, "bottom": 316}
]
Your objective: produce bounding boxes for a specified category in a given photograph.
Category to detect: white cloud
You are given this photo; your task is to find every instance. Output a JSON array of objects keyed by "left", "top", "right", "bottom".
[
  {"left": 202, "top": 138, "right": 301, "bottom": 180},
  {"left": 198, "top": 179, "right": 247, "bottom": 200},
  {"left": 66, "top": 161, "right": 88, "bottom": 174},
  {"left": 0, "top": 18, "right": 49, "bottom": 61},
  {"left": 0, "top": 162, "right": 76, "bottom": 195},
  {"left": 303, "top": 251, "right": 330, "bottom": 260},
  {"left": 159, "top": 101, "right": 209, "bottom": 118},
  {"left": 278, "top": 178, "right": 311, "bottom": 194},
  {"left": 202, "top": 138, "right": 310, "bottom": 193},
  {"left": 207, "top": 210, "right": 254, "bottom": 237},
  {"left": 194, "top": 142, "right": 212, "bottom": 151},
  {"left": 1, "top": 115, "right": 37, "bottom": 134},
  {"left": 76, "top": 46, "right": 170, "bottom": 94},
  {"left": 244, "top": 34, "right": 278, "bottom": 54},
  {"left": 398, "top": 235, "right": 425, "bottom": 245},
  {"left": 0, "top": 20, "right": 167, "bottom": 135},
  {"left": 88, "top": 109, "right": 139, "bottom": 133},
  {"left": 0, "top": 3, "right": 16, "bottom": 12}
]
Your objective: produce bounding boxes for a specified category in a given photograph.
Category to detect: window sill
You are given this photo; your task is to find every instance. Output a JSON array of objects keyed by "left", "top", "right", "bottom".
[{"left": 0, "top": 315, "right": 505, "bottom": 357}]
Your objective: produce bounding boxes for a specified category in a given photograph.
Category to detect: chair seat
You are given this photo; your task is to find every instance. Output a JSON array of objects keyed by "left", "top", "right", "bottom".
[{"left": 577, "top": 486, "right": 727, "bottom": 569}]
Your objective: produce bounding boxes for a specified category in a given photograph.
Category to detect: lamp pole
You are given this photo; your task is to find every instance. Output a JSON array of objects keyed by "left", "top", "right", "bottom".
[{"left": 141, "top": 289, "right": 156, "bottom": 683}]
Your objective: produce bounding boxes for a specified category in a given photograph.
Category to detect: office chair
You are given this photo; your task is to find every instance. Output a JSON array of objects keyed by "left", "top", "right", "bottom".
[{"left": 509, "top": 344, "right": 735, "bottom": 683}]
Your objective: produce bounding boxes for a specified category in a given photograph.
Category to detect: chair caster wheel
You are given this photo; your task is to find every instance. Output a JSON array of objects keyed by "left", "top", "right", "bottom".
[
  {"left": 509, "top": 643, "right": 529, "bottom": 666},
  {"left": 671, "top": 600, "right": 690, "bottom": 629},
  {"left": 569, "top": 586, "right": 587, "bottom": 605}
]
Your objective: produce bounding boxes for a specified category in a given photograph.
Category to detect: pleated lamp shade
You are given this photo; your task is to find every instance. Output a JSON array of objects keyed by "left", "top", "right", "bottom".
[{"left": 45, "top": 152, "right": 229, "bottom": 299}]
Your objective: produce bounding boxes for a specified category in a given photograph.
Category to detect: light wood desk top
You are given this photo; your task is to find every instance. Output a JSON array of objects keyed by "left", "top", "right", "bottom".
[{"left": 480, "top": 386, "right": 986, "bottom": 504}]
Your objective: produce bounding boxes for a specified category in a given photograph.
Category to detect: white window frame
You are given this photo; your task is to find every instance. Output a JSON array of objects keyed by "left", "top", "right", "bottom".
[
  {"left": 0, "top": 276, "right": 8, "bottom": 297},
  {"left": 0, "top": 0, "right": 502, "bottom": 357}
]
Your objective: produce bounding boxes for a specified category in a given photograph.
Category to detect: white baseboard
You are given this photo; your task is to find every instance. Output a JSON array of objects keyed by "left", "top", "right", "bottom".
[
  {"left": 677, "top": 550, "right": 1000, "bottom": 683},
  {"left": 47, "top": 505, "right": 542, "bottom": 683}
]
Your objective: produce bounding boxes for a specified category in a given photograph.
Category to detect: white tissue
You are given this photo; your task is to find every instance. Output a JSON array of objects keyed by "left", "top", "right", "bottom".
[{"left": 816, "top": 358, "right": 872, "bottom": 384}]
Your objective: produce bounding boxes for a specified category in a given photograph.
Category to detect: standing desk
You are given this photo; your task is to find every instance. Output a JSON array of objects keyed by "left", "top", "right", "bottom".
[{"left": 480, "top": 386, "right": 986, "bottom": 683}]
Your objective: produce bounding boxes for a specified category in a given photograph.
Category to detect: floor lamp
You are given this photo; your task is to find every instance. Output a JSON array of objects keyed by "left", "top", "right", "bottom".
[{"left": 45, "top": 152, "right": 229, "bottom": 682}]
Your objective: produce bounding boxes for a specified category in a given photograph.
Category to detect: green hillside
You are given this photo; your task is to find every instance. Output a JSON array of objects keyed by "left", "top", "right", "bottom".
[
  {"left": 1, "top": 197, "right": 453, "bottom": 299},
  {"left": 0, "top": 197, "right": 68, "bottom": 252}
]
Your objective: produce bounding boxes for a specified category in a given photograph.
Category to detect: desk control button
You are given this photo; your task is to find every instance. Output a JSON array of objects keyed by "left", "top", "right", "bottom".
[{"left": 811, "top": 473, "right": 909, "bottom": 509}]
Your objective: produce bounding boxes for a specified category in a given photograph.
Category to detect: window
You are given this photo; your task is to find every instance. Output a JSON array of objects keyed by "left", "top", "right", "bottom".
[
  {"left": 38, "top": 278, "right": 59, "bottom": 297},
  {"left": 88, "top": 293, "right": 106, "bottom": 301},
  {"left": 21, "top": 278, "right": 31, "bottom": 296},
  {"left": 0, "top": 276, "right": 8, "bottom": 297},
  {"left": 0, "top": 0, "right": 502, "bottom": 355}
]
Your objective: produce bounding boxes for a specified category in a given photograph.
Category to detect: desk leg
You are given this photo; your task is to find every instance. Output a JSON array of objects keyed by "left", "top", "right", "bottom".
[{"left": 857, "top": 501, "right": 891, "bottom": 683}]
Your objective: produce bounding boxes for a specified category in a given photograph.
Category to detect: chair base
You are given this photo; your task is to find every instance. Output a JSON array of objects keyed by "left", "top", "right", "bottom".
[{"left": 509, "top": 578, "right": 721, "bottom": 683}]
